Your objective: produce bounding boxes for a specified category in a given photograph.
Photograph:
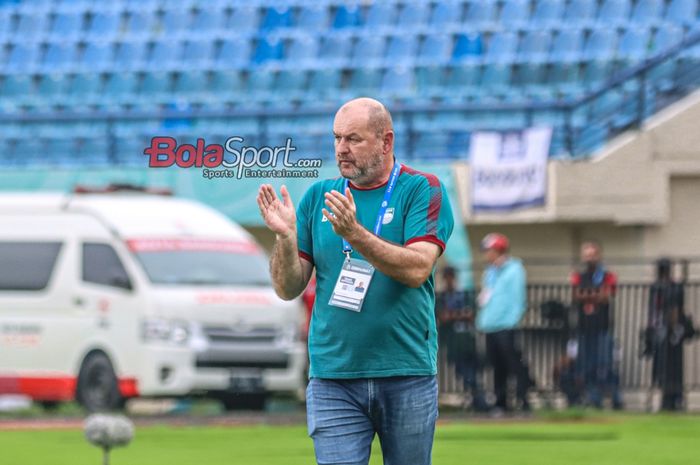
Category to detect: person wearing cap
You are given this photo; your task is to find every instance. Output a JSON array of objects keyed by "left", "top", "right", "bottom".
[
  {"left": 257, "top": 98, "right": 454, "bottom": 465},
  {"left": 476, "top": 233, "right": 530, "bottom": 412}
]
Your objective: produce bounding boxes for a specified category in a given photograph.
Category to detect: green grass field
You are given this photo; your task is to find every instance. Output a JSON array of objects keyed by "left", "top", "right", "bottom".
[{"left": 2, "top": 413, "right": 699, "bottom": 465}]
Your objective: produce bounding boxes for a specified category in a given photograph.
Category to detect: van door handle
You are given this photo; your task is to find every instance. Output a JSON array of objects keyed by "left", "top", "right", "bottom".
[{"left": 73, "top": 296, "right": 85, "bottom": 307}]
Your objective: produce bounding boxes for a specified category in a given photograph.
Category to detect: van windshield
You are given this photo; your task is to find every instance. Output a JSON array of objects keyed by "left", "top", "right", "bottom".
[{"left": 127, "top": 239, "right": 271, "bottom": 286}]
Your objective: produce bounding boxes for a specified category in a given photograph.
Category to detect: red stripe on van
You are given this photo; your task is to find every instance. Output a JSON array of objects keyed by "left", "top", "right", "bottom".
[
  {"left": 127, "top": 238, "right": 260, "bottom": 254},
  {"left": 0, "top": 376, "right": 139, "bottom": 401}
]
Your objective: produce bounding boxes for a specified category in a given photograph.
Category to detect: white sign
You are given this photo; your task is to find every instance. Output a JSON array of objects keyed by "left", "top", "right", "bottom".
[{"left": 470, "top": 127, "right": 552, "bottom": 212}]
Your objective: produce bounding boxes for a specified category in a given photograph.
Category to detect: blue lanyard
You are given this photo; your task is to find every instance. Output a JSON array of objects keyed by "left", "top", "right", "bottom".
[{"left": 341, "top": 162, "right": 402, "bottom": 257}]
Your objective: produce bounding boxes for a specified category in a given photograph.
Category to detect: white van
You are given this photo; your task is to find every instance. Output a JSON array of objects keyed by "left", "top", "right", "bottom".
[{"left": 0, "top": 186, "right": 306, "bottom": 411}]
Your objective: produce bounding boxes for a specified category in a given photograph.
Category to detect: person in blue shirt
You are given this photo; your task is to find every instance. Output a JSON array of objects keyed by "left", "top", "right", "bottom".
[
  {"left": 476, "top": 233, "right": 532, "bottom": 412},
  {"left": 257, "top": 98, "right": 454, "bottom": 465}
]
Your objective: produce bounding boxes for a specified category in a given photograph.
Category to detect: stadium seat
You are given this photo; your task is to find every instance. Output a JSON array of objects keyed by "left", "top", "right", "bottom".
[
  {"left": 260, "top": 6, "right": 292, "bottom": 31},
  {"left": 318, "top": 34, "right": 352, "bottom": 68},
  {"left": 582, "top": 29, "right": 618, "bottom": 61},
  {"left": 124, "top": 10, "right": 157, "bottom": 38},
  {"left": 46, "top": 137, "right": 79, "bottom": 165},
  {"left": 348, "top": 68, "right": 382, "bottom": 96},
  {"left": 286, "top": 36, "right": 320, "bottom": 68},
  {"left": 652, "top": 26, "right": 684, "bottom": 53},
  {"left": 274, "top": 70, "right": 307, "bottom": 100},
  {"left": 550, "top": 29, "right": 583, "bottom": 63},
  {"left": 414, "top": 131, "right": 450, "bottom": 159},
  {"left": 297, "top": 5, "right": 329, "bottom": 31},
  {"left": 416, "top": 65, "right": 448, "bottom": 98},
  {"left": 114, "top": 40, "right": 147, "bottom": 71},
  {"left": 418, "top": 34, "right": 452, "bottom": 65},
  {"left": 66, "top": 73, "right": 102, "bottom": 106},
  {"left": 148, "top": 40, "right": 182, "bottom": 70},
  {"left": 210, "top": 70, "right": 245, "bottom": 104},
  {"left": 41, "top": 43, "right": 77, "bottom": 73},
  {"left": 0, "top": 75, "right": 35, "bottom": 108},
  {"left": 174, "top": 70, "right": 209, "bottom": 102},
  {"left": 596, "top": 0, "right": 632, "bottom": 26},
  {"left": 380, "top": 66, "right": 415, "bottom": 99},
  {"left": 616, "top": 27, "right": 651, "bottom": 62},
  {"left": 102, "top": 72, "right": 139, "bottom": 107},
  {"left": 518, "top": 30, "right": 551, "bottom": 64},
  {"left": 582, "top": 59, "right": 614, "bottom": 89},
  {"left": 0, "top": 11, "right": 11, "bottom": 43},
  {"left": 563, "top": 0, "right": 597, "bottom": 27},
  {"left": 190, "top": 7, "right": 226, "bottom": 36},
  {"left": 500, "top": 0, "right": 530, "bottom": 30},
  {"left": 49, "top": 11, "right": 84, "bottom": 40},
  {"left": 465, "top": 1, "right": 498, "bottom": 29},
  {"left": 365, "top": 2, "right": 398, "bottom": 32},
  {"left": 79, "top": 42, "right": 113, "bottom": 72},
  {"left": 332, "top": 4, "right": 362, "bottom": 29},
  {"left": 159, "top": 8, "right": 190, "bottom": 37},
  {"left": 631, "top": 0, "right": 663, "bottom": 25},
  {"left": 247, "top": 68, "right": 276, "bottom": 101},
  {"left": 486, "top": 32, "right": 518, "bottom": 64},
  {"left": 76, "top": 138, "right": 110, "bottom": 166},
  {"left": 351, "top": 35, "right": 386, "bottom": 67},
  {"left": 138, "top": 72, "right": 173, "bottom": 106},
  {"left": 452, "top": 33, "right": 483, "bottom": 62},
  {"left": 396, "top": 2, "right": 431, "bottom": 31},
  {"left": 530, "top": 0, "right": 565, "bottom": 29},
  {"left": 308, "top": 68, "right": 342, "bottom": 99},
  {"left": 385, "top": 35, "right": 419, "bottom": 66},
  {"left": 648, "top": 26, "right": 683, "bottom": 91},
  {"left": 429, "top": 1, "right": 463, "bottom": 31},
  {"left": 86, "top": 11, "right": 121, "bottom": 40},
  {"left": 37, "top": 74, "right": 68, "bottom": 107},
  {"left": 182, "top": 40, "right": 214, "bottom": 68},
  {"left": 444, "top": 63, "right": 482, "bottom": 99},
  {"left": 480, "top": 63, "right": 515, "bottom": 99},
  {"left": 664, "top": 0, "right": 697, "bottom": 26},
  {"left": 14, "top": 12, "right": 48, "bottom": 42},
  {"left": 216, "top": 38, "right": 252, "bottom": 70},
  {"left": 253, "top": 37, "right": 284, "bottom": 66},
  {"left": 226, "top": 6, "right": 260, "bottom": 34}
]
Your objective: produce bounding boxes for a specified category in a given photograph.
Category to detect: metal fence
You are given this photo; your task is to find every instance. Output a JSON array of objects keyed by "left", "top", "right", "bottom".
[{"left": 437, "top": 282, "right": 700, "bottom": 397}]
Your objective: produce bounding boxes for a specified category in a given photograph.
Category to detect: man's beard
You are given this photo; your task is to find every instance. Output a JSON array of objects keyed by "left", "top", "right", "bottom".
[{"left": 338, "top": 152, "right": 384, "bottom": 185}]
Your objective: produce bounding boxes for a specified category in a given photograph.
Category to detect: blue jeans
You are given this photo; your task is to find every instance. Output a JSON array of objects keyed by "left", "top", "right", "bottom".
[{"left": 306, "top": 376, "right": 438, "bottom": 465}]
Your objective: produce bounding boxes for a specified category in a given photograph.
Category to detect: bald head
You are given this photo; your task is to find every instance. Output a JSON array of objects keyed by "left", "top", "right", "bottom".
[{"left": 336, "top": 98, "right": 393, "bottom": 139}]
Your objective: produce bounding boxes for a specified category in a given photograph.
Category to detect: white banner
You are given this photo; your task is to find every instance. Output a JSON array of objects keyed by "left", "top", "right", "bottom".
[{"left": 470, "top": 127, "right": 552, "bottom": 212}]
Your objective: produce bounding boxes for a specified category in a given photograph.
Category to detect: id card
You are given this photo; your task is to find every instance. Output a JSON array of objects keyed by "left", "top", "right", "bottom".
[{"left": 328, "top": 258, "right": 375, "bottom": 312}]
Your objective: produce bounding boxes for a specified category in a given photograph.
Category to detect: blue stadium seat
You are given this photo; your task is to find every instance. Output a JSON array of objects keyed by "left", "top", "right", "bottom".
[
  {"left": 365, "top": 3, "right": 398, "bottom": 32},
  {"left": 616, "top": 27, "right": 651, "bottom": 61},
  {"left": 11, "top": 140, "right": 44, "bottom": 166},
  {"left": 297, "top": 5, "right": 329, "bottom": 31},
  {"left": 597, "top": 0, "right": 631, "bottom": 26},
  {"left": 102, "top": 72, "right": 139, "bottom": 106},
  {"left": 664, "top": 0, "right": 697, "bottom": 26},
  {"left": 14, "top": 12, "right": 48, "bottom": 42},
  {"left": 396, "top": 2, "right": 430, "bottom": 30},
  {"left": 631, "top": 0, "right": 663, "bottom": 25},
  {"left": 480, "top": 63, "right": 514, "bottom": 98},
  {"left": 348, "top": 68, "right": 382, "bottom": 96},
  {"left": 547, "top": 60, "right": 582, "bottom": 96},
  {"left": 445, "top": 63, "right": 482, "bottom": 99},
  {"left": 210, "top": 70, "right": 245, "bottom": 104},
  {"left": 518, "top": 30, "right": 551, "bottom": 63},
  {"left": 0, "top": 11, "right": 11, "bottom": 43},
  {"left": 452, "top": 33, "right": 483, "bottom": 62},
  {"left": 319, "top": 35, "right": 351, "bottom": 68},
  {"left": 67, "top": 73, "right": 102, "bottom": 106},
  {"left": 500, "top": 0, "right": 530, "bottom": 30},
  {"left": 183, "top": 40, "right": 214, "bottom": 68},
  {"left": 216, "top": 38, "right": 252, "bottom": 70},
  {"left": 333, "top": 4, "right": 362, "bottom": 29},
  {"left": 380, "top": 67, "right": 415, "bottom": 99},
  {"left": 416, "top": 65, "right": 448, "bottom": 98},
  {"left": 486, "top": 32, "right": 518, "bottom": 64},
  {"left": 1, "top": 75, "right": 35, "bottom": 108},
  {"left": 465, "top": 1, "right": 497, "bottom": 29},
  {"left": 563, "top": 0, "right": 597, "bottom": 27},
  {"left": 308, "top": 68, "right": 342, "bottom": 98},
  {"left": 76, "top": 139, "right": 110, "bottom": 166},
  {"left": 114, "top": 40, "right": 147, "bottom": 71},
  {"left": 247, "top": 68, "right": 276, "bottom": 101},
  {"left": 138, "top": 72, "right": 173, "bottom": 105},
  {"left": 174, "top": 70, "right": 208, "bottom": 100},
  {"left": 148, "top": 40, "right": 182, "bottom": 70},
  {"left": 414, "top": 131, "right": 450, "bottom": 159},
  {"left": 79, "top": 42, "right": 113, "bottom": 72},
  {"left": 274, "top": 70, "right": 307, "bottom": 100},
  {"left": 530, "top": 0, "right": 565, "bottom": 29},
  {"left": 49, "top": 11, "right": 84, "bottom": 40},
  {"left": 5, "top": 43, "right": 38, "bottom": 74},
  {"left": 429, "top": 1, "right": 463, "bottom": 31},
  {"left": 583, "top": 29, "right": 618, "bottom": 61},
  {"left": 86, "top": 11, "right": 121, "bottom": 39},
  {"left": 447, "top": 131, "right": 471, "bottom": 159},
  {"left": 125, "top": 10, "right": 156, "bottom": 38},
  {"left": 418, "top": 34, "right": 452, "bottom": 65},
  {"left": 351, "top": 35, "right": 385, "bottom": 67},
  {"left": 227, "top": 6, "right": 260, "bottom": 34},
  {"left": 46, "top": 137, "right": 78, "bottom": 164},
  {"left": 260, "top": 6, "right": 292, "bottom": 31},
  {"left": 252, "top": 37, "right": 284, "bottom": 66},
  {"left": 648, "top": 26, "right": 683, "bottom": 90},
  {"left": 37, "top": 74, "right": 67, "bottom": 106},
  {"left": 385, "top": 35, "right": 418, "bottom": 65},
  {"left": 41, "top": 43, "right": 77, "bottom": 73},
  {"left": 286, "top": 36, "right": 320, "bottom": 68},
  {"left": 550, "top": 29, "right": 583, "bottom": 62},
  {"left": 162, "top": 8, "right": 194, "bottom": 38},
  {"left": 190, "top": 7, "right": 226, "bottom": 35},
  {"left": 582, "top": 59, "right": 613, "bottom": 89}
]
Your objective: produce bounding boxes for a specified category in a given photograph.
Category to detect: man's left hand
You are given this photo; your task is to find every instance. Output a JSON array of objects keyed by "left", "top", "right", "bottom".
[{"left": 323, "top": 188, "right": 362, "bottom": 241}]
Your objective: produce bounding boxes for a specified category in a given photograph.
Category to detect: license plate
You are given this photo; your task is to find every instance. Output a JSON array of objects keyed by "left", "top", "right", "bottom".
[{"left": 229, "top": 374, "right": 263, "bottom": 393}]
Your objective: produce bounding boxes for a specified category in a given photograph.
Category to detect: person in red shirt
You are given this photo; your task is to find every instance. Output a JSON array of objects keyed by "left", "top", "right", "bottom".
[{"left": 570, "top": 241, "right": 623, "bottom": 409}]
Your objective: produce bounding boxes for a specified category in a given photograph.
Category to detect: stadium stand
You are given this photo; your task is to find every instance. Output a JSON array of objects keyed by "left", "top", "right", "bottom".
[{"left": 0, "top": 0, "right": 698, "bottom": 166}]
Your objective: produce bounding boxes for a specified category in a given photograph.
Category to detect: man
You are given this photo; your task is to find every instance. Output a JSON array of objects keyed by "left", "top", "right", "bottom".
[
  {"left": 435, "top": 265, "right": 487, "bottom": 411},
  {"left": 257, "top": 98, "right": 454, "bottom": 465},
  {"left": 475, "top": 233, "right": 530, "bottom": 412},
  {"left": 570, "top": 241, "right": 623, "bottom": 409}
]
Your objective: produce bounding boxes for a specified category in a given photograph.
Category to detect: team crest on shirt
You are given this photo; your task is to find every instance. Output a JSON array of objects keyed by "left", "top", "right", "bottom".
[
  {"left": 321, "top": 211, "right": 335, "bottom": 222},
  {"left": 382, "top": 207, "right": 395, "bottom": 225}
]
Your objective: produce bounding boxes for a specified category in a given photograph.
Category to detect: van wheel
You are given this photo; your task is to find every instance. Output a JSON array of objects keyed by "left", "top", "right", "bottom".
[
  {"left": 76, "top": 353, "right": 124, "bottom": 412},
  {"left": 220, "top": 393, "right": 268, "bottom": 411},
  {"left": 39, "top": 401, "right": 60, "bottom": 412}
]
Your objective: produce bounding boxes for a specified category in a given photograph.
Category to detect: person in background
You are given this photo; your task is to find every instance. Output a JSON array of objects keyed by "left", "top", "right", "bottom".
[
  {"left": 476, "top": 233, "right": 531, "bottom": 412},
  {"left": 570, "top": 241, "right": 623, "bottom": 409},
  {"left": 435, "top": 265, "right": 488, "bottom": 412},
  {"left": 645, "top": 258, "right": 696, "bottom": 410}
]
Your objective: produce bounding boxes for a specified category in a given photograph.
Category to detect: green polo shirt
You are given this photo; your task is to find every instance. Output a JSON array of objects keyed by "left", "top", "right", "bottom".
[{"left": 296, "top": 165, "right": 454, "bottom": 378}]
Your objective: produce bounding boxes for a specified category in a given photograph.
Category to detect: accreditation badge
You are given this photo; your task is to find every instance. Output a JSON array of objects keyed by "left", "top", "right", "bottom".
[{"left": 328, "top": 258, "right": 375, "bottom": 312}]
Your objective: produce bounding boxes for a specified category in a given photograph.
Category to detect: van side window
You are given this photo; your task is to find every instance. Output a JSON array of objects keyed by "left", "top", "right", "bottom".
[
  {"left": 82, "top": 243, "right": 132, "bottom": 290},
  {"left": 0, "top": 242, "right": 62, "bottom": 291}
]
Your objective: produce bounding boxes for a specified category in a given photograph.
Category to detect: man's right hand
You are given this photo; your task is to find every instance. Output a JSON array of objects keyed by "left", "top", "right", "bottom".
[{"left": 257, "top": 184, "right": 296, "bottom": 238}]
